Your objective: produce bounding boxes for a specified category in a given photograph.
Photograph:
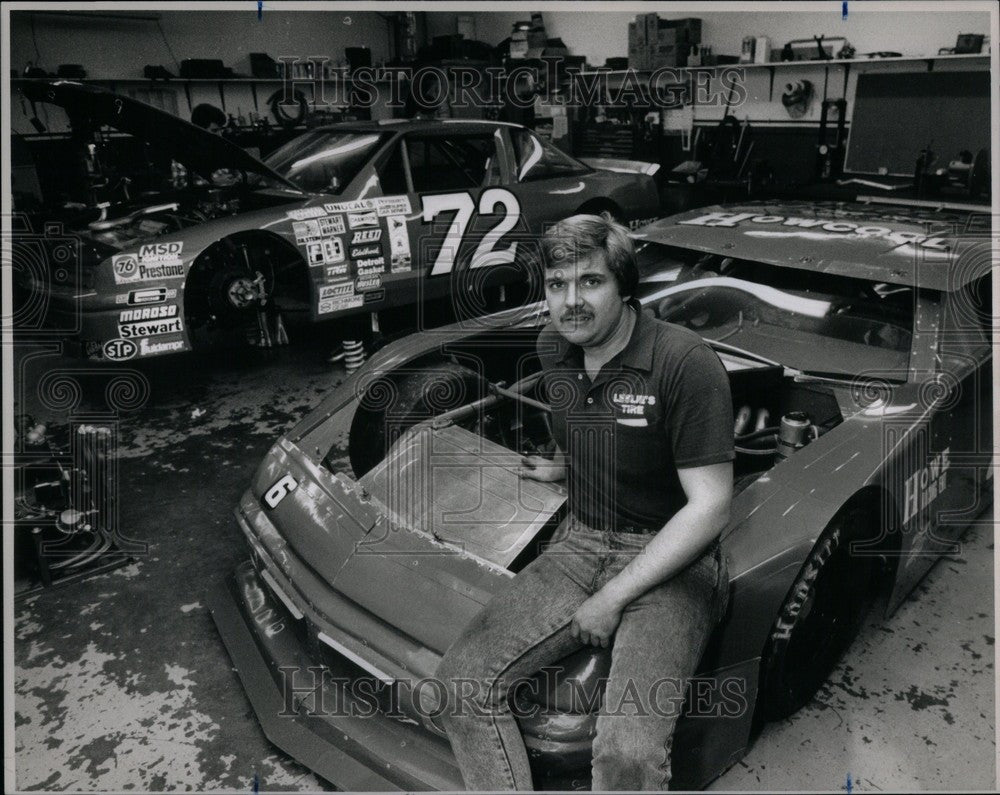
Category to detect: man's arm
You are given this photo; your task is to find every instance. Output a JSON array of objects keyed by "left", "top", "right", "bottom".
[{"left": 570, "top": 462, "right": 732, "bottom": 647}]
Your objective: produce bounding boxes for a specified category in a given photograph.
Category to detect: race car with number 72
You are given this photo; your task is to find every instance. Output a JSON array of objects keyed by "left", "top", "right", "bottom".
[
  {"left": 209, "top": 199, "right": 993, "bottom": 789},
  {"left": 14, "top": 79, "right": 661, "bottom": 361}
]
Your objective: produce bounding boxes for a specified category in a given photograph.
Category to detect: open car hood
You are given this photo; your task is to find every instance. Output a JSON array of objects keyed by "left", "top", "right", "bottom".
[{"left": 22, "top": 79, "right": 298, "bottom": 189}]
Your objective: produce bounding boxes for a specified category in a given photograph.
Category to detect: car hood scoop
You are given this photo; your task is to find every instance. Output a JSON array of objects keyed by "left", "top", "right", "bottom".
[{"left": 359, "top": 423, "right": 567, "bottom": 569}]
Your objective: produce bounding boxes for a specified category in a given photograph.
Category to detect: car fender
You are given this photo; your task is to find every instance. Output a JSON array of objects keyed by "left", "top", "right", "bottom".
[{"left": 92, "top": 202, "right": 315, "bottom": 356}]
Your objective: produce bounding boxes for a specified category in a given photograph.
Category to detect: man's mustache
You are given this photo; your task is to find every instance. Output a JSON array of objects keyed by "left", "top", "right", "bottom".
[{"left": 560, "top": 311, "right": 592, "bottom": 322}]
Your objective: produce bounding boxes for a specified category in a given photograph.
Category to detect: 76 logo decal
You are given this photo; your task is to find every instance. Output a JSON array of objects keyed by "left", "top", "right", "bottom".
[{"left": 421, "top": 188, "right": 522, "bottom": 276}]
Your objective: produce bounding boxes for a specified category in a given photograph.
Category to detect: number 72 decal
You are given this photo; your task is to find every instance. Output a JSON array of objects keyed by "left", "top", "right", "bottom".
[{"left": 421, "top": 188, "right": 522, "bottom": 276}]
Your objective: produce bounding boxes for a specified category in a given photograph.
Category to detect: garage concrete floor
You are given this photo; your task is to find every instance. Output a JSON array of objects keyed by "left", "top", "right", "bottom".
[{"left": 12, "top": 341, "right": 996, "bottom": 791}]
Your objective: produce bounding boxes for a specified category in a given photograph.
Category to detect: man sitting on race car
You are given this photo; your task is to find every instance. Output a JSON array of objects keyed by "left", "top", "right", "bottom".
[{"left": 437, "top": 213, "right": 735, "bottom": 790}]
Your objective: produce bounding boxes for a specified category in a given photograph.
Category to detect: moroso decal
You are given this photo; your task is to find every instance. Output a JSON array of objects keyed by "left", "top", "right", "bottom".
[
  {"left": 348, "top": 211, "right": 378, "bottom": 229},
  {"left": 103, "top": 338, "right": 137, "bottom": 361},
  {"left": 119, "top": 305, "right": 178, "bottom": 323},
  {"left": 677, "top": 212, "right": 951, "bottom": 250},
  {"left": 351, "top": 229, "right": 381, "bottom": 245}
]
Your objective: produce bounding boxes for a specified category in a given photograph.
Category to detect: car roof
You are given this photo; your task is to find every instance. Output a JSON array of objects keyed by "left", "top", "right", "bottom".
[
  {"left": 635, "top": 200, "right": 992, "bottom": 292},
  {"left": 312, "top": 118, "right": 522, "bottom": 134}
]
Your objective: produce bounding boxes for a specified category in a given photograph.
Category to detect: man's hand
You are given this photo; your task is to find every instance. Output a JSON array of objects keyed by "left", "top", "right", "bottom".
[
  {"left": 518, "top": 454, "right": 566, "bottom": 482},
  {"left": 571, "top": 592, "right": 624, "bottom": 648}
]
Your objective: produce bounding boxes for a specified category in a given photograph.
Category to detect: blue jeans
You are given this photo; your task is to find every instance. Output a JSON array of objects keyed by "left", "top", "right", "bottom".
[{"left": 437, "top": 514, "right": 729, "bottom": 791}]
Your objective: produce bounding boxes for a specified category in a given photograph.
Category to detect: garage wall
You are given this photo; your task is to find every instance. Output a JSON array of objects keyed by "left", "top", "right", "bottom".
[
  {"left": 13, "top": 8, "right": 990, "bottom": 81},
  {"left": 425, "top": 9, "right": 991, "bottom": 68},
  {"left": 10, "top": 10, "right": 392, "bottom": 79}
]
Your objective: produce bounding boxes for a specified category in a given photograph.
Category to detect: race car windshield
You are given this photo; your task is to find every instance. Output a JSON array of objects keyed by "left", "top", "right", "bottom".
[
  {"left": 262, "top": 131, "right": 387, "bottom": 193},
  {"left": 643, "top": 256, "right": 915, "bottom": 377}
]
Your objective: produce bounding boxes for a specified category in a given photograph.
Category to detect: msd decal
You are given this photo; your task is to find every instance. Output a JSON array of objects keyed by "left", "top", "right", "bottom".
[{"left": 138, "top": 242, "right": 184, "bottom": 260}]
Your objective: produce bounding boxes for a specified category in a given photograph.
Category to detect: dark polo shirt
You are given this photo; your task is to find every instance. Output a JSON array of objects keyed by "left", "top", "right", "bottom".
[{"left": 537, "top": 307, "right": 734, "bottom": 533}]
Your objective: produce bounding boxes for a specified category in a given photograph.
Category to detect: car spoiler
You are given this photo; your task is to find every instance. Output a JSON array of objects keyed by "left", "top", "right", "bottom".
[{"left": 580, "top": 157, "right": 660, "bottom": 176}]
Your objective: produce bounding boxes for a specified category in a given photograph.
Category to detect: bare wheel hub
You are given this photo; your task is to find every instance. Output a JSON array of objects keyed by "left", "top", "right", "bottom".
[{"left": 226, "top": 272, "right": 267, "bottom": 309}]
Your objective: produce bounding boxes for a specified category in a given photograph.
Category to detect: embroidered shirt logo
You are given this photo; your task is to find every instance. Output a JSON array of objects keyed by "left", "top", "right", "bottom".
[{"left": 612, "top": 392, "right": 656, "bottom": 416}]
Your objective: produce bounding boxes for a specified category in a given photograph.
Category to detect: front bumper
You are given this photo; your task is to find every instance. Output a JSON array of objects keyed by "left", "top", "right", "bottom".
[
  {"left": 210, "top": 559, "right": 759, "bottom": 791},
  {"left": 209, "top": 561, "right": 464, "bottom": 791}
]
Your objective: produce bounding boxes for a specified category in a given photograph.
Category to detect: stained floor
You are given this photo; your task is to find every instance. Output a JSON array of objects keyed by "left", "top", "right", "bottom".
[{"left": 12, "top": 340, "right": 996, "bottom": 791}]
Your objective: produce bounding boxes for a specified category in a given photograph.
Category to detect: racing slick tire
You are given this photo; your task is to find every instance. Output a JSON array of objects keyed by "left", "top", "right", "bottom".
[
  {"left": 758, "top": 503, "right": 881, "bottom": 720},
  {"left": 349, "top": 361, "right": 488, "bottom": 478}
]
